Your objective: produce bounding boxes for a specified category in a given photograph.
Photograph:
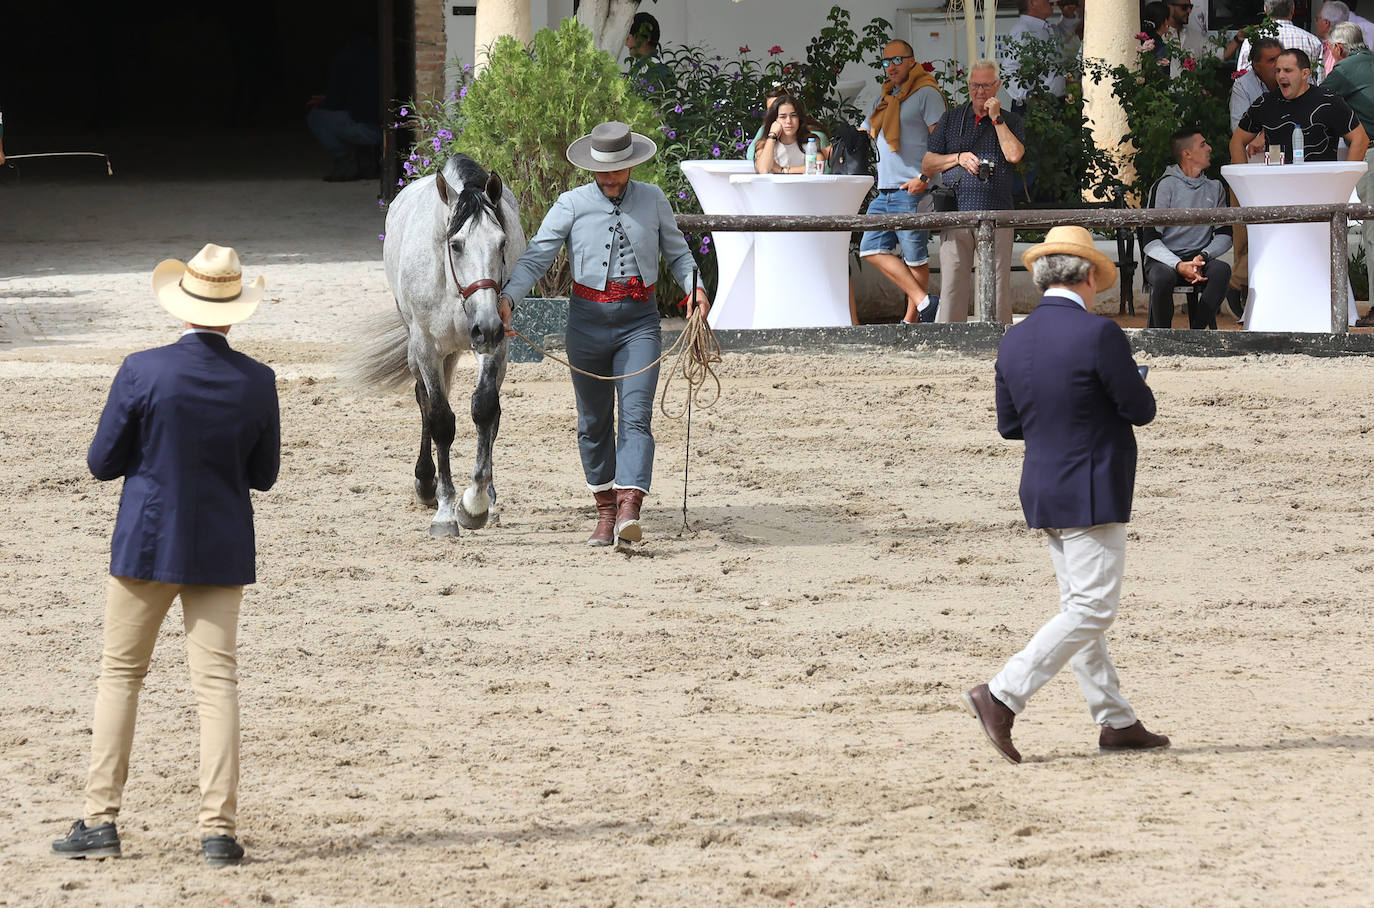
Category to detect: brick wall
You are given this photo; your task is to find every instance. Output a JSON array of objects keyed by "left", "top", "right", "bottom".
[{"left": 414, "top": 0, "right": 447, "bottom": 99}]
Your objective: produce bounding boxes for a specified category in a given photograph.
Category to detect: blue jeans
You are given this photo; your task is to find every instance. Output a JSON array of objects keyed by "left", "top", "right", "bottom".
[
  {"left": 859, "top": 188, "right": 929, "bottom": 266},
  {"left": 565, "top": 295, "right": 662, "bottom": 493}
]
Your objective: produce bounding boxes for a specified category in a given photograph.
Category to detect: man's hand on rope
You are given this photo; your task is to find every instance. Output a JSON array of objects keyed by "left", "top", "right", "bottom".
[{"left": 684, "top": 288, "right": 711, "bottom": 319}]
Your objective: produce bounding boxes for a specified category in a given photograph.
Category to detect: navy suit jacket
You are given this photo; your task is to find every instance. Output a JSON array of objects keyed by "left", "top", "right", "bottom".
[
  {"left": 88, "top": 332, "right": 280, "bottom": 585},
  {"left": 994, "top": 295, "right": 1155, "bottom": 529}
]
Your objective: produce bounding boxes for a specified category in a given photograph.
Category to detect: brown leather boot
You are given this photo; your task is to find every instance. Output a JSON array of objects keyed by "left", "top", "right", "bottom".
[
  {"left": 587, "top": 490, "right": 617, "bottom": 546},
  {"left": 614, "top": 488, "right": 645, "bottom": 543}
]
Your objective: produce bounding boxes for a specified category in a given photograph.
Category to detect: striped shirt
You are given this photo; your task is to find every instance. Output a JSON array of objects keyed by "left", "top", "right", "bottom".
[{"left": 1236, "top": 20, "right": 1324, "bottom": 81}]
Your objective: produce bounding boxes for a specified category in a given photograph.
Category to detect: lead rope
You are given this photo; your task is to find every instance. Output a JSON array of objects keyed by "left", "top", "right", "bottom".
[{"left": 506, "top": 277, "right": 722, "bottom": 534}]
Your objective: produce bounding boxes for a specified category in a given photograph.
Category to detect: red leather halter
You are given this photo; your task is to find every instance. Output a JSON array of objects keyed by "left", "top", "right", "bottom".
[{"left": 446, "top": 244, "right": 500, "bottom": 305}]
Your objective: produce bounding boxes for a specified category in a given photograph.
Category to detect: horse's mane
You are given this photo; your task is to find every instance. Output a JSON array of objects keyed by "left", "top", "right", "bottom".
[{"left": 443, "top": 155, "right": 506, "bottom": 238}]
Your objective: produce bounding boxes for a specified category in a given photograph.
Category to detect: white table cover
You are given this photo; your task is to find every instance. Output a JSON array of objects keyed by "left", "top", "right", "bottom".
[
  {"left": 679, "top": 161, "right": 758, "bottom": 330},
  {"left": 1222, "top": 161, "right": 1367, "bottom": 332}
]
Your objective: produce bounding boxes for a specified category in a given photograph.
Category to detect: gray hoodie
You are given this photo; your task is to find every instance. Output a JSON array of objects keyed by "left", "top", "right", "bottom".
[{"left": 1142, "top": 164, "right": 1233, "bottom": 268}]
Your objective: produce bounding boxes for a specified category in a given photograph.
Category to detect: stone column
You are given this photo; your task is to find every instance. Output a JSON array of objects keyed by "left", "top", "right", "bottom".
[
  {"left": 1082, "top": 0, "right": 1138, "bottom": 196},
  {"left": 475, "top": 0, "right": 531, "bottom": 72}
]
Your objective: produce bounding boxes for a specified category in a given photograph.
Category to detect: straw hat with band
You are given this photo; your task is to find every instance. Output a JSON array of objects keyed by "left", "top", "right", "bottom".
[
  {"left": 1020, "top": 225, "right": 1118, "bottom": 291},
  {"left": 152, "top": 243, "right": 265, "bottom": 325},
  {"left": 566, "top": 121, "right": 658, "bottom": 172}
]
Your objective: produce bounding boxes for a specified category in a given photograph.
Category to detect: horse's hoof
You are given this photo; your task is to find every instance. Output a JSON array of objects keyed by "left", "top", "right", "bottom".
[
  {"left": 414, "top": 482, "right": 438, "bottom": 509},
  {"left": 429, "top": 520, "right": 461, "bottom": 538},
  {"left": 457, "top": 506, "right": 489, "bottom": 530}
]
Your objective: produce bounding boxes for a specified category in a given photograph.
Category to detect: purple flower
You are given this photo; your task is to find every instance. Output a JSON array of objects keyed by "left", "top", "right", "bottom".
[
  {"left": 400, "top": 107, "right": 409, "bottom": 116},
  {"left": 735, "top": 142, "right": 746, "bottom": 150},
  {"left": 451, "top": 92, "right": 458, "bottom": 100},
  {"left": 378, "top": 199, "right": 386, "bottom": 208},
  {"left": 733, "top": 72, "right": 742, "bottom": 80},
  {"left": 698, "top": 244, "right": 710, "bottom": 254},
  {"left": 734, "top": 128, "right": 742, "bottom": 137},
  {"left": 460, "top": 86, "right": 468, "bottom": 99},
  {"left": 702, "top": 236, "right": 711, "bottom": 245},
  {"left": 647, "top": 84, "right": 656, "bottom": 92},
  {"left": 432, "top": 138, "right": 442, "bottom": 151},
  {"left": 410, "top": 152, "right": 420, "bottom": 161},
  {"left": 423, "top": 158, "right": 431, "bottom": 166},
  {"left": 437, "top": 129, "right": 453, "bottom": 140},
  {"left": 673, "top": 104, "right": 683, "bottom": 113},
  {"left": 711, "top": 144, "right": 721, "bottom": 157},
  {"left": 396, "top": 179, "right": 404, "bottom": 186},
  {"left": 668, "top": 129, "right": 677, "bottom": 138},
  {"left": 463, "top": 63, "right": 472, "bottom": 72},
  {"left": 678, "top": 190, "right": 688, "bottom": 199},
  {"left": 379, "top": 233, "right": 386, "bottom": 241}
]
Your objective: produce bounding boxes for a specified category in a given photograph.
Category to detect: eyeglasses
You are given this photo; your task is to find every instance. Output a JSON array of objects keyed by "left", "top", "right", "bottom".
[
  {"left": 970, "top": 81, "right": 998, "bottom": 91},
  {"left": 881, "top": 55, "right": 908, "bottom": 67}
]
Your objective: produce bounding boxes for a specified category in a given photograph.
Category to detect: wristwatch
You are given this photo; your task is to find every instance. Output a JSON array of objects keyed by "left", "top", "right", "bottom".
[
  {"left": 993, "top": 116, "right": 1004, "bottom": 125},
  {"left": 1198, "top": 251, "right": 1211, "bottom": 263}
]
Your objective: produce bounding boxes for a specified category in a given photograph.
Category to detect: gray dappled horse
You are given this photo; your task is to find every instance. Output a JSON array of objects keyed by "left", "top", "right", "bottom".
[{"left": 355, "top": 155, "right": 527, "bottom": 537}]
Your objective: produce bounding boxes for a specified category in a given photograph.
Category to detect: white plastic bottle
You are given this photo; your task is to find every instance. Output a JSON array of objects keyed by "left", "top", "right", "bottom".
[
  {"left": 1292, "top": 125, "right": 1305, "bottom": 164},
  {"left": 804, "top": 137, "right": 818, "bottom": 175}
]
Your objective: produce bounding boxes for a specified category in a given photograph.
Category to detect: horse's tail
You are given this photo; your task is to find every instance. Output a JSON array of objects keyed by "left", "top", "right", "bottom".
[{"left": 344, "top": 306, "right": 413, "bottom": 392}]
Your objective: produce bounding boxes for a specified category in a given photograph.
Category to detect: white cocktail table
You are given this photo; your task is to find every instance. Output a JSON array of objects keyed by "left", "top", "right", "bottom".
[
  {"left": 1222, "top": 161, "right": 1367, "bottom": 331},
  {"left": 680, "top": 161, "right": 758, "bottom": 330}
]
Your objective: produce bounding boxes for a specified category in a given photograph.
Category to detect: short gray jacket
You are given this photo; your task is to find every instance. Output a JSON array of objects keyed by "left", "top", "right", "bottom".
[{"left": 502, "top": 180, "right": 698, "bottom": 303}]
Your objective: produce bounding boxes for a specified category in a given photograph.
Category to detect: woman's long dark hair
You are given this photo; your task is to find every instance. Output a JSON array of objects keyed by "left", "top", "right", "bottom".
[{"left": 752, "top": 93, "right": 826, "bottom": 157}]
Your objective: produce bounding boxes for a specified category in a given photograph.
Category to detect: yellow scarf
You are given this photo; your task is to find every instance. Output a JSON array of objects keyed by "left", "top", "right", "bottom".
[{"left": 868, "top": 67, "right": 946, "bottom": 152}]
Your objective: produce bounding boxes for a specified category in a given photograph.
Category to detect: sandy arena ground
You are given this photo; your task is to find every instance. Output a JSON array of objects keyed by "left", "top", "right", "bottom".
[{"left": 3, "top": 166, "right": 1374, "bottom": 906}]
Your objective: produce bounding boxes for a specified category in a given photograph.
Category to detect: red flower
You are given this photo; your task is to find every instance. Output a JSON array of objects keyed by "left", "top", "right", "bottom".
[
  {"left": 783, "top": 64, "right": 793, "bottom": 73},
  {"left": 1135, "top": 31, "right": 1150, "bottom": 40},
  {"left": 768, "top": 45, "right": 783, "bottom": 55},
  {"left": 1182, "top": 56, "right": 1196, "bottom": 71},
  {"left": 739, "top": 45, "right": 750, "bottom": 53},
  {"left": 1231, "top": 67, "right": 1249, "bottom": 79},
  {"left": 922, "top": 61, "right": 935, "bottom": 72}
]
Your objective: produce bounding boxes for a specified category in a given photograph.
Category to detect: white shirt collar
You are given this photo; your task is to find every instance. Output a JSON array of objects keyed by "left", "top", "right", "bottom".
[
  {"left": 181, "top": 328, "right": 230, "bottom": 341},
  {"left": 1043, "top": 287, "right": 1086, "bottom": 310}
]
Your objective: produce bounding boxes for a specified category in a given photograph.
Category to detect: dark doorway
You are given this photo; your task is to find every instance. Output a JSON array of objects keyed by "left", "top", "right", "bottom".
[{"left": 0, "top": 0, "right": 413, "bottom": 184}]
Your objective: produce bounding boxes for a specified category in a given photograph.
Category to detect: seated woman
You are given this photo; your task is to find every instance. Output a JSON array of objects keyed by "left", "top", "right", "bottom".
[{"left": 751, "top": 93, "right": 831, "bottom": 174}]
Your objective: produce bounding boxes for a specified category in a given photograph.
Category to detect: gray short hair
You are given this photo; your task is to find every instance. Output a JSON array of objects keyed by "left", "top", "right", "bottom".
[
  {"left": 1031, "top": 254, "right": 1094, "bottom": 291},
  {"left": 1265, "top": 0, "right": 1295, "bottom": 19},
  {"left": 1321, "top": 0, "right": 1351, "bottom": 23},
  {"left": 1331, "top": 20, "right": 1366, "bottom": 50},
  {"left": 969, "top": 59, "right": 1000, "bottom": 82}
]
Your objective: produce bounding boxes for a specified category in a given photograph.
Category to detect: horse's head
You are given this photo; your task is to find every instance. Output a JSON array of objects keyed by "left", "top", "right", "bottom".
[
  {"left": 829, "top": 124, "right": 872, "bottom": 177},
  {"left": 436, "top": 156, "right": 510, "bottom": 354}
]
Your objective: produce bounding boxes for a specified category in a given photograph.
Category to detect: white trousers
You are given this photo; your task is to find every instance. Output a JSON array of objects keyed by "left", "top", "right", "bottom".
[{"left": 990, "top": 523, "right": 1137, "bottom": 729}]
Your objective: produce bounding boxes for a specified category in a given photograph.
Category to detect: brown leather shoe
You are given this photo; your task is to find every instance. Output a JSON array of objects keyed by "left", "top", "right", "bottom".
[
  {"left": 587, "top": 490, "right": 617, "bottom": 547},
  {"left": 614, "top": 488, "right": 644, "bottom": 543},
  {"left": 1357, "top": 311, "right": 1374, "bottom": 328},
  {"left": 1099, "top": 720, "right": 1170, "bottom": 753},
  {"left": 962, "top": 683, "right": 1021, "bottom": 764}
]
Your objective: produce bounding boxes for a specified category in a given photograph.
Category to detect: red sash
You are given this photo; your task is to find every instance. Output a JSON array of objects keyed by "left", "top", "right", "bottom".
[{"left": 573, "top": 276, "right": 655, "bottom": 302}]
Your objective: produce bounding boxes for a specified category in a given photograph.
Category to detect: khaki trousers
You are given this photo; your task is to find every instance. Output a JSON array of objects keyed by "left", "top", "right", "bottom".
[
  {"left": 85, "top": 576, "right": 242, "bottom": 835},
  {"left": 936, "top": 226, "right": 1014, "bottom": 324},
  {"left": 1229, "top": 188, "right": 1249, "bottom": 291}
]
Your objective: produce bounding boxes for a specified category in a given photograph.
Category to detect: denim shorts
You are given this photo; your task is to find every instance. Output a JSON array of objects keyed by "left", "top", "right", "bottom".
[{"left": 859, "top": 187, "right": 930, "bottom": 266}]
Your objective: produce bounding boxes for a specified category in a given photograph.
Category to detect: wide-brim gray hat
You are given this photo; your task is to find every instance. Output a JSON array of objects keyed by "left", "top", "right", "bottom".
[{"left": 566, "top": 121, "right": 658, "bottom": 172}]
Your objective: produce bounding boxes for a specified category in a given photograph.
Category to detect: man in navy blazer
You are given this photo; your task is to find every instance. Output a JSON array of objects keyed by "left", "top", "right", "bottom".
[
  {"left": 962, "top": 226, "right": 1170, "bottom": 764},
  {"left": 53, "top": 244, "right": 279, "bottom": 867}
]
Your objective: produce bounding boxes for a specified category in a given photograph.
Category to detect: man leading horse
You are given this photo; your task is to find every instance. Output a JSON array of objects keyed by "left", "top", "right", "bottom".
[{"left": 499, "top": 122, "right": 710, "bottom": 549}]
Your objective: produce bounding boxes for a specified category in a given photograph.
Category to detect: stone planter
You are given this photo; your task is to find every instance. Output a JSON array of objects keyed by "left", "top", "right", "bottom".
[{"left": 509, "top": 297, "right": 569, "bottom": 363}]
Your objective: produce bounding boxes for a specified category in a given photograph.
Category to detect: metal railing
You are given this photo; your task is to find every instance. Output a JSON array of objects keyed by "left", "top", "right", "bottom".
[{"left": 677, "top": 202, "right": 1374, "bottom": 332}]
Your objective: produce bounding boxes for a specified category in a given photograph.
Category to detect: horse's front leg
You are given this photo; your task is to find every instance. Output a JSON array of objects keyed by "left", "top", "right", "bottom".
[
  {"left": 418, "top": 358, "right": 462, "bottom": 538},
  {"left": 458, "top": 348, "right": 506, "bottom": 530}
]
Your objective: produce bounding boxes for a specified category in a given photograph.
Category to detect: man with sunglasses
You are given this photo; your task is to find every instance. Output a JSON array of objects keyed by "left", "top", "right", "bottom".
[{"left": 858, "top": 39, "right": 948, "bottom": 324}]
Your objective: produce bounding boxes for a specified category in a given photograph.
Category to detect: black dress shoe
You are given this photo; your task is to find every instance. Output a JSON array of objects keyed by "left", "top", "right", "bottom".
[
  {"left": 962, "top": 683, "right": 1021, "bottom": 764},
  {"left": 1099, "top": 720, "right": 1170, "bottom": 752},
  {"left": 202, "top": 834, "right": 245, "bottom": 867},
  {"left": 51, "top": 819, "right": 121, "bottom": 859}
]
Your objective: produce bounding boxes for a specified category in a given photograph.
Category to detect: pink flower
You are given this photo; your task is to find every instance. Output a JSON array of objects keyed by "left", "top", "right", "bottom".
[
  {"left": 1182, "top": 57, "right": 1196, "bottom": 71},
  {"left": 768, "top": 45, "right": 783, "bottom": 55},
  {"left": 739, "top": 45, "right": 750, "bottom": 53},
  {"left": 1135, "top": 31, "right": 1150, "bottom": 40},
  {"left": 1139, "top": 38, "right": 1156, "bottom": 53}
]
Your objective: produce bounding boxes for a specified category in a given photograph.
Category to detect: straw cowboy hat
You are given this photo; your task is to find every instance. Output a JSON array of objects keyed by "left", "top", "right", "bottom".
[
  {"left": 1021, "top": 225, "right": 1118, "bottom": 290},
  {"left": 152, "top": 244, "right": 265, "bottom": 325},
  {"left": 566, "top": 121, "right": 658, "bottom": 172}
]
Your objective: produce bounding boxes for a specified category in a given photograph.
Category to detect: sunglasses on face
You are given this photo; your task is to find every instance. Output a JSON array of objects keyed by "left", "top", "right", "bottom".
[{"left": 881, "top": 55, "right": 909, "bottom": 67}]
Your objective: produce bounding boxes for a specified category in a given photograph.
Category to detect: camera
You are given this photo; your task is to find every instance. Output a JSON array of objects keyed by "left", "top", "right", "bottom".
[{"left": 976, "top": 158, "right": 996, "bottom": 182}]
